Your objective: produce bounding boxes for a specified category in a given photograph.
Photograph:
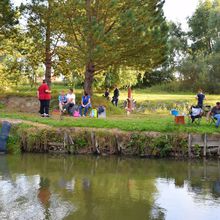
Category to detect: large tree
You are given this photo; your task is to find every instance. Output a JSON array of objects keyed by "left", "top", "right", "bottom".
[
  {"left": 188, "top": 0, "right": 212, "bottom": 55},
  {"left": 174, "top": 0, "right": 220, "bottom": 93},
  {"left": 22, "top": 0, "right": 62, "bottom": 87},
  {"left": 59, "top": 0, "right": 168, "bottom": 94},
  {"left": 0, "top": 0, "right": 19, "bottom": 89},
  {"left": 0, "top": 0, "right": 18, "bottom": 39}
]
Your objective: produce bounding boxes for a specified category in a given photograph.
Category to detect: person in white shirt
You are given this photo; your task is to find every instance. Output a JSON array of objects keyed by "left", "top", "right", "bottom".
[
  {"left": 65, "top": 89, "right": 76, "bottom": 115},
  {"left": 190, "top": 105, "right": 203, "bottom": 123}
]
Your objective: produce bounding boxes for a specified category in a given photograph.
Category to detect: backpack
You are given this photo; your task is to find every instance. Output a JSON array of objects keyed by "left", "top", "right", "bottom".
[
  {"left": 73, "top": 111, "right": 80, "bottom": 117},
  {"left": 98, "top": 106, "right": 105, "bottom": 114}
]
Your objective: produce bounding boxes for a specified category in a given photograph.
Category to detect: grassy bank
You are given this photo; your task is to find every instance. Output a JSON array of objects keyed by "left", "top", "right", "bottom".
[
  {"left": 1, "top": 84, "right": 220, "bottom": 134},
  {"left": 3, "top": 120, "right": 220, "bottom": 158},
  {"left": 1, "top": 111, "right": 220, "bottom": 134}
]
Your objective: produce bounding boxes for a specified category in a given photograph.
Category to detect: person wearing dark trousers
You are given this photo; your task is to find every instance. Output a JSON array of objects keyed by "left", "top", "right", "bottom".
[
  {"left": 79, "top": 91, "right": 91, "bottom": 116},
  {"left": 112, "top": 86, "right": 119, "bottom": 107},
  {"left": 196, "top": 89, "right": 205, "bottom": 108},
  {"left": 103, "top": 88, "right": 110, "bottom": 100},
  {"left": 37, "top": 80, "right": 51, "bottom": 117},
  {"left": 65, "top": 88, "right": 76, "bottom": 115}
]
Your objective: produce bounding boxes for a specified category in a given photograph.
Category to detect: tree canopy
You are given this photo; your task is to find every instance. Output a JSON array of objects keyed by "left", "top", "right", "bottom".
[
  {"left": 0, "top": 0, "right": 169, "bottom": 93},
  {"left": 58, "top": 0, "right": 168, "bottom": 93}
]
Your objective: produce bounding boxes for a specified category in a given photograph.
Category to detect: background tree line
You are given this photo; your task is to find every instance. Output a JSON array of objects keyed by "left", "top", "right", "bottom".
[
  {"left": 1, "top": 0, "right": 220, "bottom": 94},
  {"left": 145, "top": 0, "right": 220, "bottom": 94}
]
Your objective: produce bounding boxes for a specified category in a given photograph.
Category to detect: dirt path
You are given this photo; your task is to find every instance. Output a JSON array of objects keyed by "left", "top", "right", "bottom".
[{"left": 0, "top": 118, "right": 52, "bottom": 128}]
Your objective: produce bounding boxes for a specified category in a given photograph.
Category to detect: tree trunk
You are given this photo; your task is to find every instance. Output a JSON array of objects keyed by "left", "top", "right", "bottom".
[
  {"left": 84, "top": 62, "right": 95, "bottom": 95},
  {"left": 45, "top": 1, "right": 52, "bottom": 88},
  {"left": 84, "top": 0, "right": 95, "bottom": 95},
  {"left": 45, "top": 47, "right": 52, "bottom": 87}
]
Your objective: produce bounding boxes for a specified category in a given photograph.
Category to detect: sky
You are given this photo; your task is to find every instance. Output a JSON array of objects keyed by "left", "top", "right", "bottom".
[
  {"left": 163, "top": 0, "right": 199, "bottom": 30},
  {"left": 12, "top": 0, "right": 199, "bottom": 30}
]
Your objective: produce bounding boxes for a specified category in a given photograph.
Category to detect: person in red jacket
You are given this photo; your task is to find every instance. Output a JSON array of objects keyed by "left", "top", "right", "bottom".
[{"left": 37, "top": 80, "right": 51, "bottom": 117}]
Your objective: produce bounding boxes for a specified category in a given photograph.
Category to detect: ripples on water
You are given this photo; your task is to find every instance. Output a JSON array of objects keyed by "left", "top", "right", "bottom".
[{"left": 0, "top": 155, "right": 219, "bottom": 220}]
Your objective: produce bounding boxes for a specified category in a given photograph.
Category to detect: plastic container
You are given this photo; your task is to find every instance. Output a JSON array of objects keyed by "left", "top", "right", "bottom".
[
  {"left": 171, "top": 109, "right": 179, "bottom": 116},
  {"left": 91, "top": 109, "right": 98, "bottom": 118}
]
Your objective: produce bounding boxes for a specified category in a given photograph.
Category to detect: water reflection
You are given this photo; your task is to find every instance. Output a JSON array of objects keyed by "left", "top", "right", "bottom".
[
  {"left": 0, "top": 156, "right": 74, "bottom": 220},
  {"left": 155, "top": 179, "right": 220, "bottom": 220},
  {"left": 38, "top": 177, "right": 51, "bottom": 219},
  {"left": 0, "top": 155, "right": 219, "bottom": 220}
]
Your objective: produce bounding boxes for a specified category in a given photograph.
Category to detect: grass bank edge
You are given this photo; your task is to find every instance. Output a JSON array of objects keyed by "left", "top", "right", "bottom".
[{"left": 1, "top": 112, "right": 220, "bottom": 134}]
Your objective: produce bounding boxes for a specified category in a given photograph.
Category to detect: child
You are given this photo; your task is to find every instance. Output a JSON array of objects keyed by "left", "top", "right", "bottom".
[{"left": 58, "top": 91, "right": 67, "bottom": 112}]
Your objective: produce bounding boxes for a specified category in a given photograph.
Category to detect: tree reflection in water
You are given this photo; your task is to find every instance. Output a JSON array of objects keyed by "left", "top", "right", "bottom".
[
  {"left": 0, "top": 155, "right": 220, "bottom": 220},
  {"left": 38, "top": 177, "right": 51, "bottom": 219},
  {"left": 0, "top": 157, "right": 74, "bottom": 220}
]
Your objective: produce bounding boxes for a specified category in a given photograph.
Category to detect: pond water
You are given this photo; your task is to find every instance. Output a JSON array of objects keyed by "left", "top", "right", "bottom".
[{"left": 0, "top": 154, "right": 220, "bottom": 220}]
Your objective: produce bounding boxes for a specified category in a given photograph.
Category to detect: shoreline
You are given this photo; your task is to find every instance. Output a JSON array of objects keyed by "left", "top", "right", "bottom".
[{"left": 3, "top": 120, "right": 220, "bottom": 159}]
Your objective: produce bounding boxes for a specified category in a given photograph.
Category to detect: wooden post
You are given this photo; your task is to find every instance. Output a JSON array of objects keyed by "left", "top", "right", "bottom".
[
  {"left": 188, "top": 134, "right": 192, "bottom": 158},
  {"left": 91, "top": 131, "right": 95, "bottom": 149},
  {"left": 203, "top": 133, "right": 207, "bottom": 157},
  {"left": 128, "top": 87, "right": 132, "bottom": 110}
]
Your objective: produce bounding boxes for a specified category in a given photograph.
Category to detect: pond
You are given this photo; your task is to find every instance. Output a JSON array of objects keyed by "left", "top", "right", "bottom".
[{"left": 0, "top": 154, "right": 220, "bottom": 220}]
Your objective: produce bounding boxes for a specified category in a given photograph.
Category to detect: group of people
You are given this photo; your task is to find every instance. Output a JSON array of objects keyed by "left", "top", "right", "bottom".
[
  {"left": 58, "top": 89, "right": 91, "bottom": 117},
  {"left": 104, "top": 86, "right": 120, "bottom": 107},
  {"left": 190, "top": 89, "right": 220, "bottom": 128},
  {"left": 37, "top": 80, "right": 91, "bottom": 117},
  {"left": 37, "top": 80, "right": 220, "bottom": 128}
]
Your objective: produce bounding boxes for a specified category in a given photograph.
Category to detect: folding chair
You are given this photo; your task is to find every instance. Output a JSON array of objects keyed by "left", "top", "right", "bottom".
[
  {"left": 203, "top": 105, "right": 212, "bottom": 117},
  {"left": 208, "top": 115, "right": 217, "bottom": 125},
  {"left": 188, "top": 106, "right": 203, "bottom": 125}
]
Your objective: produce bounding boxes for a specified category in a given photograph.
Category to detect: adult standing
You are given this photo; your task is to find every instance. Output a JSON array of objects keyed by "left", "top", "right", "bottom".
[
  {"left": 37, "top": 79, "right": 51, "bottom": 117},
  {"left": 112, "top": 86, "right": 120, "bottom": 107},
  {"left": 103, "top": 88, "right": 110, "bottom": 100},
  {"left": 196, "top": 89, "right": 205, "bottom": 108}
]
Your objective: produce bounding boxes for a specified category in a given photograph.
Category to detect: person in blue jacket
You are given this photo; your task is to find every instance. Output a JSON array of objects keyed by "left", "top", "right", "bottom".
[{"left": 79, "top": 91, "right": 91, "bottom": 116}]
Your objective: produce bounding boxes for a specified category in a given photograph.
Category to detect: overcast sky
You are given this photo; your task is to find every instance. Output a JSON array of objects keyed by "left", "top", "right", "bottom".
[
  {"left": 12, "top": 0, "right": 199, "bottom": 30},
  {"left": 164, "top": 0, "right": 199, "bottom": 30}
]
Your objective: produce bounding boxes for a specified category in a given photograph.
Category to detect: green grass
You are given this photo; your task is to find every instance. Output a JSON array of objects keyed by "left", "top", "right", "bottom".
[
  {"left": 1, "top": 84, "right": 220, "bottom": 133},
  {"left": 1, "top": 111, "right": 220, "bottom": 134}
]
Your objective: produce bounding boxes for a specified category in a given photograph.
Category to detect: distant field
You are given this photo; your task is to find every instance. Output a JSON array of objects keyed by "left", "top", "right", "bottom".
[{"left": 7, "top": 84, "right": 220, "bottom": 106}]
